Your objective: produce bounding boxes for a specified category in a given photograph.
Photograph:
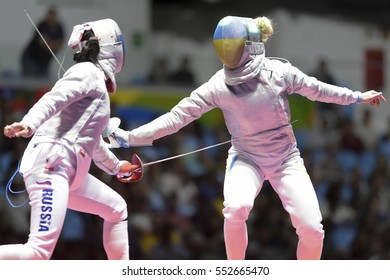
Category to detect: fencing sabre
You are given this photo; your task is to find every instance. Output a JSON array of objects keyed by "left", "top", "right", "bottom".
[
  {"left": 144, "top": 140, "right": 231, "bottom": 167},
  {"left": 116, "top": 140, "right": 232, "bottom": 183},
  {"left": 114, "top": 121, "right": 300, "bottom": 183}
]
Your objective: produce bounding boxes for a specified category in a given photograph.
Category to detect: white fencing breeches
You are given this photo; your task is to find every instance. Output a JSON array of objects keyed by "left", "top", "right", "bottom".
[
  {"left": 0, "top": 142, "right": 129, "bottom": 260},
  {"left": 222, "top": 152, "right": 324, "bottom": 260}
]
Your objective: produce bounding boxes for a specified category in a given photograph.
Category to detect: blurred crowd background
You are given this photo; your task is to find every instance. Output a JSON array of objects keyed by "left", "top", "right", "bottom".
[{"left": 1, "top": 0, "right": 390, "bottom": 260}]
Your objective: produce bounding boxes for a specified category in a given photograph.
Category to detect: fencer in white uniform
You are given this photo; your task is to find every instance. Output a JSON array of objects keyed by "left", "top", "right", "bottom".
[
  {"left": 106, "top": 16, "right": 385, "bottom": 259},
  {"left": 1, "top": 19, "right": 141, "bottom": 260}
]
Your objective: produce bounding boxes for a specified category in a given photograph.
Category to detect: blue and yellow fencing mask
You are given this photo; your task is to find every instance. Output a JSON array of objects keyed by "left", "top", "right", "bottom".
[{"left": 213, "top": 16, "right": 263, "bottom": 69}]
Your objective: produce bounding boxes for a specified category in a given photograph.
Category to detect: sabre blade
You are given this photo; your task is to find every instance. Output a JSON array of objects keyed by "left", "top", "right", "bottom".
[{"left": 142, "top": 140, "right": 231, "bottom": 167}]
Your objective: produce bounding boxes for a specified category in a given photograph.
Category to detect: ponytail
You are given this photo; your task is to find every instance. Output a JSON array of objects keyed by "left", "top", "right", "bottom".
[
  {"left": 255, "top": 16, "right": 274, "bottom": 43},
  {"left": 73, "top": 30, "right": 100, "bottom": 64}
]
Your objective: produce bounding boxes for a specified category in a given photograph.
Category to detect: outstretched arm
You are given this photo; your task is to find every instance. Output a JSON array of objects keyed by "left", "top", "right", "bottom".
[
  {"left": 106, "top": 84, "right": 218, "bottom": 148},
  {"left": 285, "top": 61, "right": 386, "bottom": 107}
]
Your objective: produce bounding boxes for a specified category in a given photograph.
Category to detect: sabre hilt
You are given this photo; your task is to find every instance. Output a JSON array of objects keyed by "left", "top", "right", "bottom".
[{"left": 116, "top": 154, "right": 144, "bottom": 183}]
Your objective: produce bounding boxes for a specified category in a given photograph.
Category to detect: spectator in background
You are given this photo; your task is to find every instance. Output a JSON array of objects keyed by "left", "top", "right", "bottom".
[
  {"left": 310, "top": 58, "right": 338, "bottom": 116},
  {"left": 311, "top": 58, "right": 336, "bottom": 85},
  {"left": 355, "top": 108, "right": 379, "bottom": 150},
  {"left": 20, "top": 7, "right": 65, "bottom": 79},
  {"left": 168, "top": 55, "right": 195, "bottom": 87},
  {"left": 339, "top": 118, "right": 366, "bottom": 153},
  {"left": 147, "top": 56, "right": 170, "bottom": 85}
]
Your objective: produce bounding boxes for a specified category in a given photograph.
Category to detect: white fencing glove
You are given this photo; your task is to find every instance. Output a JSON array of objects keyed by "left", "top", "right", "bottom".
[{"left": 102, "top": 117, "right": 130, "bottom": 148}]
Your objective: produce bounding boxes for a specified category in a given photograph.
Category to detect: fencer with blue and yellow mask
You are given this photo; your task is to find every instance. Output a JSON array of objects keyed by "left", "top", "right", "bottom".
[{"left": 213, "top": 16, "right": 265, "bottom": 86}]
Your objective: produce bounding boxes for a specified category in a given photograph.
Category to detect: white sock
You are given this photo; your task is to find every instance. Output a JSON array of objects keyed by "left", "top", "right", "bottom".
[
  {"left": 103, "top": 220, "right": 129, "bottom": 260},
  {"left": 224, "top": 219, "right": 248, "bottom": 260}
]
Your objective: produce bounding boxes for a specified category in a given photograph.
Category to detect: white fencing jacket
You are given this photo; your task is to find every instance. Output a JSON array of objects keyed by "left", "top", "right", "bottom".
[{"left": 20, "top": 62, "right": 121, "bottom": 175}]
